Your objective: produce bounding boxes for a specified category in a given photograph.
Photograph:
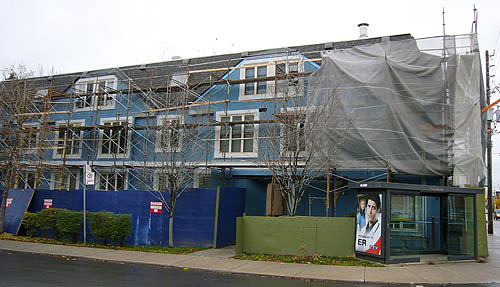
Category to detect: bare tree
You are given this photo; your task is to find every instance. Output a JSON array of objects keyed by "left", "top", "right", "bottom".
[
  {"left": 0, "top": 65, "right": 37, "bottom": 233},
  {"left": 138, "top": 89, "right": 208, "bottom": 247},
  {"left": 260, "top": 70, "right": 352, "bottom": 216}
]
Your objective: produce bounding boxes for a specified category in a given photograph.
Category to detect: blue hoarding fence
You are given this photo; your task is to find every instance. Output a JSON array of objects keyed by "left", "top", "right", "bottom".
[
  {"left": 0, "top": 189, "right": 35, "bottom": 235},
  {"left": 22, "top": 187, "right": 245, "bottom": 248}
]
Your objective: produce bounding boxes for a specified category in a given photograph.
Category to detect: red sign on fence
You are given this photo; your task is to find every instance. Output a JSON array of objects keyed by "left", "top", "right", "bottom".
[
  {"left": 150, "top": 201, "right": 162, "bottom": 213},
  {"left": 6, "top": 198, "right": 12, "bottom": 208},
  {"left": 43, "top": 199, "right": 53, "bottom": 209}
]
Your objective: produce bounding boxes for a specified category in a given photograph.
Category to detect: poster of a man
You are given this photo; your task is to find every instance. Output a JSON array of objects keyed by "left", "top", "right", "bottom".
[{"left": 355, "top": 193, "right": 382, "bottom": 255}]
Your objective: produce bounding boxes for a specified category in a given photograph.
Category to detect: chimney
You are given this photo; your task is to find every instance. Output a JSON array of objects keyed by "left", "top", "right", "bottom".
[{"left": 358, "top": 23, "right": 369, "bottom": 38}]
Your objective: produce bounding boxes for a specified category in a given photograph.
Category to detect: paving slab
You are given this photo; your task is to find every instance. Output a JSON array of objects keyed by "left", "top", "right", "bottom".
[
  {"left": 365, "top": 265, "right": 425, "bottom": 284},
  {"left": 231, "top": 260, "right": 309, "bottom": 278},
  {"left": 190, "top": 246, "right": 235, "bottom": 258},
  {"left": 295, "top": 264, "right": 365, "bottom": 282},
  {"left": 0, "top": 240, "right": 40, "bottom": 253},
  {"left": 419, "top": 262, "right": 500, "bottom": 284},
  {"left": 34, "top": 245, "right": 106, "bottom": 258},
  {"left": 173, "top": 256, "right": 251, "bottom": 272},
  {"left": 128, "top": 253, "right": 189, "bottom": 266}
]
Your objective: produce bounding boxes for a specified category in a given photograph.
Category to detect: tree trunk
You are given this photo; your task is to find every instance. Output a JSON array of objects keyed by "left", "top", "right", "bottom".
[
  {"left": 0, "top": 169, "right": 12, "bottom": 233},
  {"left": 168, "top": 213, "right": 174, "bottom": 248}
]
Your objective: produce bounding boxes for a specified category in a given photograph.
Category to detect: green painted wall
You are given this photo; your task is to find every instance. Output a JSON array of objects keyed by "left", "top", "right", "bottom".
[
  {"left": 476, "top": 193, "right": 488, "bottom": 257},
  {"left": 235, "top": 216, "right": 355, "bottom": 257}
]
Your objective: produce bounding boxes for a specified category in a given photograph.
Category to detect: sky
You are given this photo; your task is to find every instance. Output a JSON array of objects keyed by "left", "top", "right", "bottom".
[{"left": 1, "top": 0, "right": 500, "bottom": 189}]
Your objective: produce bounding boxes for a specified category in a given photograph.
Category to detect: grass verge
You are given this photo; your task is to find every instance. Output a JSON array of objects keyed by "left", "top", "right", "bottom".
[
  {"left": 0, "top": 233, "right": 203, "bottom": 255},
  {"left": 233, "top": 252, "right": 383, "bottom": 267}
]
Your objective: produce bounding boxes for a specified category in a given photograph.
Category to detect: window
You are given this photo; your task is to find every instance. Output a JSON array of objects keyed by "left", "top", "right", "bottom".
[
  {"left": 239, "top": 56, "right": 303, "bottom": 100},
  {"left": 244, "top": 66, "right": 267, "bottom": 95},
  {"left": 280, "top": 113, "right": 306, "bottom": 153},
  {"left": 52, "top": 169, "right": 79, "bottom": 190},
  {"left": 54, "top": 121, "right": 83, "bottom": 158},
  {"left": 75, "top": 82, "right": 94, "bottom": 109},
  {"left": 74, "top": 76, "right": 117, "bottom": 110},
  {"left": 155, "top": 173, "right": 175, "bottom": 192},
  {"left": 97, "top": 171, "right": 125, "bottom": 191},
  {"left": 154, "top": 172, "right": 192, "bottom": 191},
  {"left": 96, "top": 80, "right": 113, "bottom": 107},
  {"left": 390, "top": 194, "right": 425, "bottom": 233},
  {"left": 22, "top": 124, "right": 39, "bottom": 151},
  {"left": 15, "top": 170, "right": 36, "bottom": 189},
  {"left": 99, "top": 119, "right": 129, "bottom": 157},
  {"left": 156, "top": 115, "right": 182, "bottom": 152},
  {"left": 194, "top": 171, "right": 211, "bottom": 188},
  {"left": 276, "top": 61, "right": 302, "bottom": 97},
  {"left": 220, "top": 114, "right": 255, "bottom": 153},
  {"left": 276, "top": 62, "right": 299, "bottom": 75},
  {"left": 215, "top": 110, "right": 258, "bottom": 158}
]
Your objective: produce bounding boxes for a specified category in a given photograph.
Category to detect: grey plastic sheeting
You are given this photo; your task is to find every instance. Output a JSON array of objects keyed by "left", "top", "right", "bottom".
[{"left": 307, "top": 38, "right": 484, "bottom": 186}]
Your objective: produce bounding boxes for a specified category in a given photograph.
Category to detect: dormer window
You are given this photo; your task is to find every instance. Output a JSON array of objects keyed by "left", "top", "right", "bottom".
[
  {"left": 239, "top": 56, "right": 303, "bottom": 100},
  {"left": 74, "top": 76, "right": 117, "bottom": 111},
  {"left": 244, "top": 66, "right": 267, "bottom": 95}
]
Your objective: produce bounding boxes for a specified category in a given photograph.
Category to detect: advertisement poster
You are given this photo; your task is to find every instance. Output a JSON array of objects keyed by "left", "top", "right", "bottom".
[{"left": 355, "top": 193, "right": 382, "bottom": 255}]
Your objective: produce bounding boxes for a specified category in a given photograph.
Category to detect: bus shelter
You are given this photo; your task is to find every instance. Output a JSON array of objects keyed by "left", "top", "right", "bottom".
[{"left": 350, "top": 182, "right": 481, "bottom": 264}]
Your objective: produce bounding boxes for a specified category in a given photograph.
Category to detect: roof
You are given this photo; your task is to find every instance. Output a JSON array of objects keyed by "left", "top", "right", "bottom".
[{"left": 21, "top": 33, "right": 413, "bottom": 106}]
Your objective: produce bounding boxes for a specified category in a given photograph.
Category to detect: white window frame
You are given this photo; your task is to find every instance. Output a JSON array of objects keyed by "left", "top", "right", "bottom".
[
  {"left": 97, "top": 117, "right": 132, "bottom": 159},
  {"left": 22, "top": 123, "right": 39, "bottom": 154},
  {"left": 53, "top": 120, "right": 85, "bottom": 159},
  {"left": 239, "top": 56, "right": 303, "bottom": 100},
  {"left": 96, "top": 169, "right": 127, "bottom": 191},
  {"left": 74, "top": 75, "right": 117, "bottom": 111},
  {"left": 155, "top": 115, "right": 183, "bottom": 153},
  {"left": 279, "top": 107, "right": 307, "bottom": 156},
  {"left": 15, "top": 170, "right": 36, "bottom": 189},
  {"left": 51, "top": 169, "right": 80, "bottom": 190},
  {"left": 214, "top": 109, "right": 259, "bottom": 158}
]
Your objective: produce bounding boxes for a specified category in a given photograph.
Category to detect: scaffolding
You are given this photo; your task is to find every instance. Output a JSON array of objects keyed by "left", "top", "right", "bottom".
[{"left": 0, "top": 33, "right": 484, "bottom": 194}]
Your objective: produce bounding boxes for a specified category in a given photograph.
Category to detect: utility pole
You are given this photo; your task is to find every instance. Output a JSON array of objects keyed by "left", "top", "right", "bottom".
[{"left": 486, "top": 50, "right": 493, "bottom": 235}]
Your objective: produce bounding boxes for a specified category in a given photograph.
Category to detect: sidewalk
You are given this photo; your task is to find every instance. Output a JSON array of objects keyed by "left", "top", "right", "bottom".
[{"left": 0, "top": 234, "right": 499, "bottom": 285}]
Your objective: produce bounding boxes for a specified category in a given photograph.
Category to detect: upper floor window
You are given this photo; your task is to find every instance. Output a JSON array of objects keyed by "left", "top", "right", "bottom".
[
  {"left": 98, "top": 117, "right": 130, "bottom": 158},
  {"left": 276, "top": 60, "right": 303, "bottom": 97},
  {"left": 244, "top": 66, "right": 267, "bottom": 96},
  {"left": 53, "top": 120, "right": 84, "bottom": 159},
  {"left": 280, "top": 112, "right": 306, "bottom": 154},
  {"left": 22, "top": 123, "right": 39, "bottom": 152},
  {"left": 74, "top": 76, "right": 117, "bottom": 111},
  {"left": 239, "top": 56, "right": 303, "bottom": 100},
  {"left": 215, "top": 110, "right": 258, "bottom": 158},
  {"left": 156, "top": 115, "right": 183, "bottom": 153}
]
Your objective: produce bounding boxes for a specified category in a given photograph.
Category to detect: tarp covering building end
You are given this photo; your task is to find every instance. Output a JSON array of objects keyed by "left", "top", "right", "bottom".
[{"left": 308, "top": 37, "right": 485, "bottom": 186}]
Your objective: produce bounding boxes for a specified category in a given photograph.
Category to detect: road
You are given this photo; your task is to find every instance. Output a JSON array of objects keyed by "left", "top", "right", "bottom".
[{"left": 0, "top": 250, "right": 499, "bottom": 287}]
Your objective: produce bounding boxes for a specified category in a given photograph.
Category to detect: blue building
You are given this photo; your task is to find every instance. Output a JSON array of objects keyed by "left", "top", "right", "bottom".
[{"left": 2, "top": 32, "right": 485, "bottom": 221}]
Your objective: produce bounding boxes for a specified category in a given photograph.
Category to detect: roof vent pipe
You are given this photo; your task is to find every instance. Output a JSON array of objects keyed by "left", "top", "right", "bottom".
[{"left": 358, "top": 23, "right": 369, "bottom": 38}]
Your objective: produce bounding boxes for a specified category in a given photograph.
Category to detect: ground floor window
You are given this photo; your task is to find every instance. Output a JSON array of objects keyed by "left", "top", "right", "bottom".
[
  {"left": 52, "top": 169, "right": 79, "bottom": 190},
  {"left": 15, "top": 170, "right": 35, "bottom": 189},
  {"left": 97, "top": 171, "right": 125, "bottom": 191}
]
